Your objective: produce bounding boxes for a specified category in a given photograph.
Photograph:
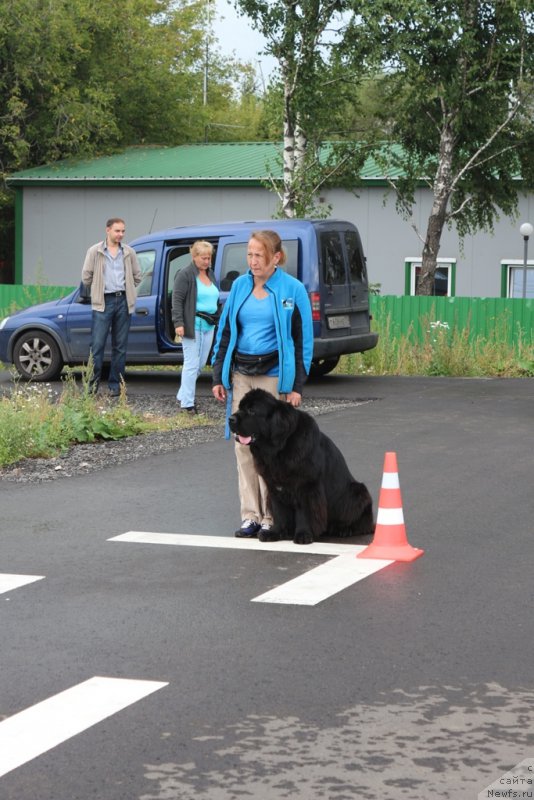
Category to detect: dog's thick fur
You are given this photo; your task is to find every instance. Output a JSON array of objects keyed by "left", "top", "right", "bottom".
[{"left": 228, "top": 388, "right": 374, "bottom": 545}]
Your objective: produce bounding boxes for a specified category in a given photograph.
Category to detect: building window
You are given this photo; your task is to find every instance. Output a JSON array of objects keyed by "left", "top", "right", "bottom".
[
  {"left": 501, "top": 261, "right": 534, "bottom": 298},
  {"left": 404, "top": 259, "right": 455, "bottom": 296}
]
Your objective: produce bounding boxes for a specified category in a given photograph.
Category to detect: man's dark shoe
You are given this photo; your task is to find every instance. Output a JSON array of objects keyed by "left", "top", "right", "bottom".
[
  {"left": 234, "top": 519, "right": 261, "bottom": 538},
  {"left": 108, "top": 388, "right": 120, "bottom": 397},
  {"left": 181, "top": 406, "right": 197, "bottom": 415}
]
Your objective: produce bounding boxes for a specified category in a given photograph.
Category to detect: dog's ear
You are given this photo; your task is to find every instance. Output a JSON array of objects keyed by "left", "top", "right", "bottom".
[{"left": 269, "top": 403, "right": 297, "bottom": 450}]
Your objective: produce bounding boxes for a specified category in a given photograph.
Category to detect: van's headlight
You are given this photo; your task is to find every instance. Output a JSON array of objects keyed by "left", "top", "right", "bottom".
[{"left": 0, "top": 317, "right": 11, "bottom": 329}]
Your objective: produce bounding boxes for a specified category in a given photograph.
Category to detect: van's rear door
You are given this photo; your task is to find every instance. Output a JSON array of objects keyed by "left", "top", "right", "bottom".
[
  {"left": 318, "top": 227, "right": 351, "bottom": 332},
  {"left": 316, "top": 222, "right": 371, "bottom": 337},
  {"left": 344, "top": 226, "right": 373, "bottom": 335}
]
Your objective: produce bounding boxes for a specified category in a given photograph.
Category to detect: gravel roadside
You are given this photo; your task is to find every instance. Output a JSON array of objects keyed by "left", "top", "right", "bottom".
[{"left": 1, "top": 392, "right": 366, "bottom": 484}]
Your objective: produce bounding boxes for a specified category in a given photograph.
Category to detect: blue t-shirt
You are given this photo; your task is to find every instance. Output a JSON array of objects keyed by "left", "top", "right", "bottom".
[
  {"left": 237, "top": 294, "right": 279, "bottom": 376},
  {"left": 195, "top": 278, "right": 219, "bottom": 332}
]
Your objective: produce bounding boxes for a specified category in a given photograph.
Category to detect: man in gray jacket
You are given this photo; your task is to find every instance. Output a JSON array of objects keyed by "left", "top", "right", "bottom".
[{"left": 81, "top": 218, "right": 142, "bottom": 395}]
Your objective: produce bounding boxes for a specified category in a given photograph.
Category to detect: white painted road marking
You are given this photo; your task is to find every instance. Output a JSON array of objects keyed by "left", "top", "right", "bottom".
[
  {"left": 109, "top": 531, "right": 364, "bottom": 555},
  {"left": 252, "top": 551, "right": 393, "bottom": 605},
  {"left": 109, "top": 532, "right": 393, "bottom": 605},
  {"left": 0, "top": 574, "right": 45, "bottom": 594},
  {"left": 0, "top": 676, "right": 168, "bottom": 778}
]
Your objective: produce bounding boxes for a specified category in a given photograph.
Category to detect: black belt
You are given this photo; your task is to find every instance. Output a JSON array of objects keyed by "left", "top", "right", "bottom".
[{"left": 105, "top": 291, "right": 125, "bottom": 296}]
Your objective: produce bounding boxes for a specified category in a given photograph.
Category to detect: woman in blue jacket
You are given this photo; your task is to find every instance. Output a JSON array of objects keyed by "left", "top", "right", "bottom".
[{"left": 212, "top": 230, "right": 314, "bottom": 538}]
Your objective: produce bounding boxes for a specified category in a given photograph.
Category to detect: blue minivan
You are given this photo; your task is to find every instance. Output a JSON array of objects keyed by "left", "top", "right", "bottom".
[{"left": 0, "top": 219, "right": 378, "bottom": 380}]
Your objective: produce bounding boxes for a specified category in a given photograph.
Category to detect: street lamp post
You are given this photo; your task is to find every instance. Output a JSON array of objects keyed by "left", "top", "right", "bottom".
[{"left": 519, "top": 222, "right": 533, "bottom": 299}]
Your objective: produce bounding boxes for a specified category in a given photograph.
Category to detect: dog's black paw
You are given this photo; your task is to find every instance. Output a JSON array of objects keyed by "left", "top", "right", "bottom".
[
  {"left": 258, "top": 529, "right": 281, "bottom": 542},
  {"left": 293, "top": 530, "right": 313, "bottom": 545}
]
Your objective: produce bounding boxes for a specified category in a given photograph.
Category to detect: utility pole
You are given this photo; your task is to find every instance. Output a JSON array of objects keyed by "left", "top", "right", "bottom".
[{"left": 203, "top": 0, "right": 212, "bottom": 106}]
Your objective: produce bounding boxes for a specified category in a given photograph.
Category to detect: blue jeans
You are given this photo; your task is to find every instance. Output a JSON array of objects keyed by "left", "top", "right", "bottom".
[
  {"left": 178, "top": 327, "right": 214, "bottom": 408},
  {"left": 90, "top": 294, "right": 131, "bottom": 391}
]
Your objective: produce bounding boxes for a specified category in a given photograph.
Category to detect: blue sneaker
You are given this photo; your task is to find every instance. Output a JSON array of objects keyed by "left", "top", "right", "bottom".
[{"left": 234, "top": 519, "right": 261, "bottom": 538}]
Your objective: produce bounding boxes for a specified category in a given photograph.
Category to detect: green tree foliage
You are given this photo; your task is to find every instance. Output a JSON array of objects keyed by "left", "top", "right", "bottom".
[
  {"left": 204, "top": 61, "right": 265, "bottom": 142},
  {"left": 344, "top": 0, "right": 534, "bottom": 294},
  {"left": 0, "top": 0, "right": 242, "bottom": 174},
  {"left": 0, "top": 0, "right": 255, "bottom": 276}
]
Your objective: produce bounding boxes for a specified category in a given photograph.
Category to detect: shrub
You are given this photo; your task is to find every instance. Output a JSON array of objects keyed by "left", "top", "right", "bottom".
[{"left": 0, "top": 372, "right": 209, "bottom": 467}]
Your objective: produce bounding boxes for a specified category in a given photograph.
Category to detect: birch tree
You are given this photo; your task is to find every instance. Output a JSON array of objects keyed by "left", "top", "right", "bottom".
[
  {"left": 234, "top": 0, "right": 368, "bottom": 217},
  {"left": 347, "top": 0, "right": 534, "bottom": 294}
]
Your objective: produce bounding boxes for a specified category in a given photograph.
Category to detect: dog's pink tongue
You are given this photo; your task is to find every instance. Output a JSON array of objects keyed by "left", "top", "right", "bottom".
[{"left": 237, "top": 435, "right": 252, "bottom": 445}]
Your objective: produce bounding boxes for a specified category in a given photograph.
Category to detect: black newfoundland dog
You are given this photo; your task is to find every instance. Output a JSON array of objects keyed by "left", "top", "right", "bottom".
[{"left": 228, "top": 388, "right": 374, "bottom": 545}]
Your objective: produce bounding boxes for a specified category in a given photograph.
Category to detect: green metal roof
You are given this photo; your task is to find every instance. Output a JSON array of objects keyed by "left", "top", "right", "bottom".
[
  {"left": 8, "top": 143, "right": 282, "bottom": 185},
  {"left": 8, "top": 142, "right": 401, "bottom": 186}
]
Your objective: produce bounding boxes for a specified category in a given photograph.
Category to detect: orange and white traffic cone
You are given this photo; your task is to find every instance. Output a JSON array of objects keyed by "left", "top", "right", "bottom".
[{"left": 357, "top": 452, "right": 424, "bottom": 562}]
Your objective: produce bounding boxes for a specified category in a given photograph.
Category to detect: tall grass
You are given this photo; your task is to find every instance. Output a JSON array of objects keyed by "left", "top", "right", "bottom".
[
  {"left": 0, "top": 371, "right": 209, "bottom": 467},
  {"left": 336, "top": 312, "right": 534, "bottom": 377}
]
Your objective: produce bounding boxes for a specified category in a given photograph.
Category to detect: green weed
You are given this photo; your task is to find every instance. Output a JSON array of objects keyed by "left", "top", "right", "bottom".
[
  {"left": 335, "top": 312, "right": 534, "bottom": 378},
  {"left": 0, "top": 371, "right": 209, "bottom": 467}
]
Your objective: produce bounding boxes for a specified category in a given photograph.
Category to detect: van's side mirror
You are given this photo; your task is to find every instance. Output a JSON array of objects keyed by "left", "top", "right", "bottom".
[{"left": 76, "top": 280, "right": 91, "bottom": 304}]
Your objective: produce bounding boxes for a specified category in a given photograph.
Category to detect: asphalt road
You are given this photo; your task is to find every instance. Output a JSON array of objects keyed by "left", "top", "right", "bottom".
[{"left": 1, "top": 372, "right": 533, "bottom": 800}]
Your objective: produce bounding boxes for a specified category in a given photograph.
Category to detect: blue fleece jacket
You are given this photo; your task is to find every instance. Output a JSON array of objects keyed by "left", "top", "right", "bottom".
[{"left": 211, "top": 268, "right": 314, "bottom": 394}]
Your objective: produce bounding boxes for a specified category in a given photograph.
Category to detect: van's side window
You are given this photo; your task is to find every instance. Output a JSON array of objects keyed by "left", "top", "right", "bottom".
[
  {"left": 220, "top": 244, "right": 248, "bottom": 290},
  {"left": 220, "top": 240, "right": 299, "bottom": 290},
  {"left": 136, "top": 250, "right": 157, "bottom": 297},
  {"left": 320, "top": 232, "right": 345, "bottom": 285},
  {"left": 345, "top": 231, "right": 366, "bottom": 284},
  {"left": 280, "top": 240, "right": 298, "bottom": 278}
]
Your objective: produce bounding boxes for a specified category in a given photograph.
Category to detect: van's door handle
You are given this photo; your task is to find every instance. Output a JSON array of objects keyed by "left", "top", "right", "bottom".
[{"left": 135, "top": 308, "right": 149, "bottom": 316}]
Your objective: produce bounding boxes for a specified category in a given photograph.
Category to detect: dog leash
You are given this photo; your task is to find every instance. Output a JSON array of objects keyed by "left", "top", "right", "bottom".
[{"left": 224, "top": 387, "right": 233, "bottom": 440}]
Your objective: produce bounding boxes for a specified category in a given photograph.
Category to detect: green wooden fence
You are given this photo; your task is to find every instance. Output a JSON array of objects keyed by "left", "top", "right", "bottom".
[
  {"left": 1, "top": 285, "right": 532, "bottom": 345},
  {"left": 0, "top": 284, "right": 75, "bottom": 317},
  {"left": 369, "top": 295, "right": 533, "bottom": 345}
]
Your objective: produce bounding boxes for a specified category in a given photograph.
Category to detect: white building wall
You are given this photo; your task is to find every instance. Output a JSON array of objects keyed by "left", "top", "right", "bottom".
[
  {"left": 21, "top": 183, "right": 534, "bottom": 296},
  {"left": 21, "top": 185, "right": 278, "bottom": 285},
  {"left": 320, "top": 185, "right": 534, "bottom": 297}
]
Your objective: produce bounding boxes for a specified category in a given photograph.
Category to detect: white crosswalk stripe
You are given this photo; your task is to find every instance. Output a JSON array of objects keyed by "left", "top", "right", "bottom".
[
  {"left": 0, "top": 676, "right": 168, "bottom": 778},
  {"left": 0, "top": 574, "right": 45, "bottom": 594},
  {"left": 252, "top": 551, "right": 392, "bottom": 605},
  {"left": 109, "top": 531, "right": 393, "bottom": 605}
]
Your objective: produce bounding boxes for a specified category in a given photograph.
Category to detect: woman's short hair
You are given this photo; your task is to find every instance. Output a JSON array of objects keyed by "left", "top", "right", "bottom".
[
  {"left": 190, "top": 240, "right": 214, "bottom": 257},
  {"left": 249, "top": 230, "right": 287, "bottom": 266}
]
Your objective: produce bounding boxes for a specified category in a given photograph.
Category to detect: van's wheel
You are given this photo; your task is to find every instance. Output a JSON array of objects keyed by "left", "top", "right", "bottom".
[
  {"left": 309, "top": 357, "right": 340, "bottom": 377},
  {"left": 13, "top": 330, "right": 64, "bottom": 381}
]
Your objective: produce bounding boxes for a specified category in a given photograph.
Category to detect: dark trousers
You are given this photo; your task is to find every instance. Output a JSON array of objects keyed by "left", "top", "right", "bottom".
[{"left": 90, "top": 294, "right": 131, "bottom": 391}]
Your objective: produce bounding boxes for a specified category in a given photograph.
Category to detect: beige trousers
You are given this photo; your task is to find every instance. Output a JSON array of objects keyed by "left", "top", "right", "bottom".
[{"left": 232, "top": 371, "right": 281, "bottom": 525}]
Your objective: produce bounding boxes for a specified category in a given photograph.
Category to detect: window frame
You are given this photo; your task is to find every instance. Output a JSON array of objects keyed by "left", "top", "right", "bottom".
[
  {"left": 500, "top": 260, "right": 534, "bottom": 298},
  {"left": 404, "top": 258, "right": 456, "bottom": 297}
]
